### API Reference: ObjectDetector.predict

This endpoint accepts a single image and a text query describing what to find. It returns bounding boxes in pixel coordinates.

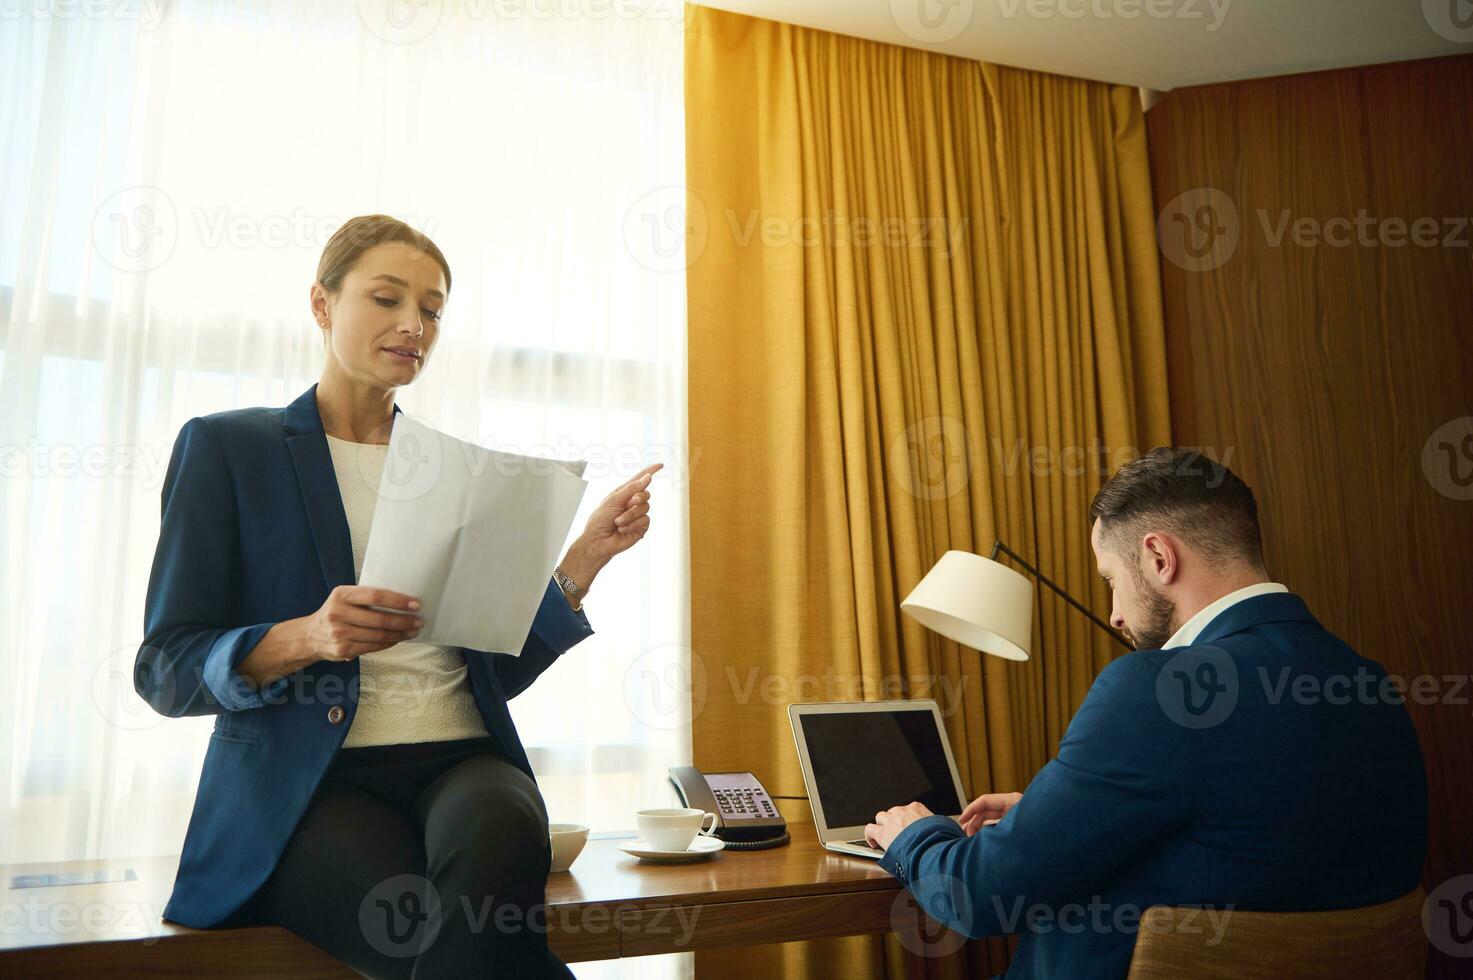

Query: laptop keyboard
[844,838,883,851]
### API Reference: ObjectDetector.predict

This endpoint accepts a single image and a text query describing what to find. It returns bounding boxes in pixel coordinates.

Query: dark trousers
[234,735,572,979]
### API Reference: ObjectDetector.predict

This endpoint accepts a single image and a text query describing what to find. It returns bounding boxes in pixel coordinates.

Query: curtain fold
[685,6,1170,976]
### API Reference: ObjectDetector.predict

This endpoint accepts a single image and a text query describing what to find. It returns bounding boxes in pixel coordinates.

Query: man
[866,448,1427,978]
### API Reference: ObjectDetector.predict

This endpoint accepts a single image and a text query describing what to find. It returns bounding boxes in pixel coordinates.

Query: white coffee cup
[549,823,589,873]
[636,807,719,852]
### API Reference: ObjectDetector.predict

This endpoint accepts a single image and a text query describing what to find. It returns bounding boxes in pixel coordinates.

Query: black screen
[800,708,963,828]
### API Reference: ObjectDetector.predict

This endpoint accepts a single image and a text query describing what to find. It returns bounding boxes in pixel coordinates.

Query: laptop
[788,699,968,859]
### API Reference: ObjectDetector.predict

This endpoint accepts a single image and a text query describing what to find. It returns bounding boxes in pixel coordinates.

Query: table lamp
[901,540,1130,660]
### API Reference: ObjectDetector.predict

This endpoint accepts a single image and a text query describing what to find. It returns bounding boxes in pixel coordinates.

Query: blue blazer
[879,593,1427,979]
[135,383,594,929]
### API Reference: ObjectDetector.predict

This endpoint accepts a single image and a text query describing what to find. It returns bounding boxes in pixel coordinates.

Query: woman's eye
[374,296,439,322]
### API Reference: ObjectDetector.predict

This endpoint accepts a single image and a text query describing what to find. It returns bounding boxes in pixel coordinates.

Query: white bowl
[549,823,590,873]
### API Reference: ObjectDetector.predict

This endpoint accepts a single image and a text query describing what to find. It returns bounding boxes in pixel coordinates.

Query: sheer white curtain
[0,2,692,969]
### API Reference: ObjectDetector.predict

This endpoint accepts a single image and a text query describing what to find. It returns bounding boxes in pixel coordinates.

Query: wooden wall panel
[1147,54,1473,978]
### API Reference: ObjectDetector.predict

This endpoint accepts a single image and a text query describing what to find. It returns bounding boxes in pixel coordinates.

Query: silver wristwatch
[553,566,585,603]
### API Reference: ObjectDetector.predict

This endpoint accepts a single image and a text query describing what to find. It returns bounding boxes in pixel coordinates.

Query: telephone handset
[668,766,790,850]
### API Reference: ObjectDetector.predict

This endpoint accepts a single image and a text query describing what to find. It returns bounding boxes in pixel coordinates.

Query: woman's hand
[556,462,663,604]
[959,791,1023,835]
[236,586,422,693]
[303,586,424,663]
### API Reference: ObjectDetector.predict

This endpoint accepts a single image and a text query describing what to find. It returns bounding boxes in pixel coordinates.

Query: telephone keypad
[707,772,779,821]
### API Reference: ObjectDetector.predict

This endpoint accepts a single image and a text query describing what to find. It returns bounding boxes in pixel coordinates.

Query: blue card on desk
[10,867,138,889]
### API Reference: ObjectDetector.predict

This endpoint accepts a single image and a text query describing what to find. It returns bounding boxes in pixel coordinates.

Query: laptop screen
[800,707,964,829]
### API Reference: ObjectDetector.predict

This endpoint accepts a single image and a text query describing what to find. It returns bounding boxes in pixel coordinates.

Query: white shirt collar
[1162,582,1289,649]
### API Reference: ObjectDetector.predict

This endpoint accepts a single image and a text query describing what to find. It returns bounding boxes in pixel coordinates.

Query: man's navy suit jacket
[879,592,1428,979]
[134,383,594,928]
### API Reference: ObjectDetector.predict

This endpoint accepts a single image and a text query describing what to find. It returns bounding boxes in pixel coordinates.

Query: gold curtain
[684,6,1171,977]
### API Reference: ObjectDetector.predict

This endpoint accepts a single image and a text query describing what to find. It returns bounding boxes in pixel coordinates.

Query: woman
[134,214,658,977]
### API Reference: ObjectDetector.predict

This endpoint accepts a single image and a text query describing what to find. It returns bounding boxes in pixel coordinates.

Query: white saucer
[617,836,726,863]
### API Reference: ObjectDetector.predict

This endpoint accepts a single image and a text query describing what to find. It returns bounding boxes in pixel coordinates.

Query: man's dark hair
[1088,447,1265,569]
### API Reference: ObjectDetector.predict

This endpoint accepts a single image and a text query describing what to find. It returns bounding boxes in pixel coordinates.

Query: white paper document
[358,414,589,655]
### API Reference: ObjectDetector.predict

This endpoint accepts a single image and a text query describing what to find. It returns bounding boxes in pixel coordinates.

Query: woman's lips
[382,347,420,362]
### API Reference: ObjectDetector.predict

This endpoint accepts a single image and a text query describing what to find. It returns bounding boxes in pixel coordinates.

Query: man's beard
[1123,574,1176,650]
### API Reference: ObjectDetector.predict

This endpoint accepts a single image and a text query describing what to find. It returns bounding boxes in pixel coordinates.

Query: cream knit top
[325,434,491,747]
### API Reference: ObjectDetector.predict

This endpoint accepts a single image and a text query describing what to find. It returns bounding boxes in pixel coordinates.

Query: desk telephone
[668,767,790,850]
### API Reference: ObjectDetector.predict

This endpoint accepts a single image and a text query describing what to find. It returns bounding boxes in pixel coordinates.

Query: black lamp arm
[989,539,1132,650]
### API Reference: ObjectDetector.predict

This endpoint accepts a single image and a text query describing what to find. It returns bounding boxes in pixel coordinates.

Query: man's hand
[864,802,934,851]
[959,791,1022,835]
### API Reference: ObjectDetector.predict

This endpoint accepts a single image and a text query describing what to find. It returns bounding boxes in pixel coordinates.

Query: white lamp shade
[901,550,1034,661]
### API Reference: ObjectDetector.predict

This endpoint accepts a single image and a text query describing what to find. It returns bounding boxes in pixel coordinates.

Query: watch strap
[554,566,585,599]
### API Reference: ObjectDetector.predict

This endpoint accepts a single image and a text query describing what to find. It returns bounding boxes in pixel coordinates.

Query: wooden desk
[544,798,905,961]
[0,799,920,973]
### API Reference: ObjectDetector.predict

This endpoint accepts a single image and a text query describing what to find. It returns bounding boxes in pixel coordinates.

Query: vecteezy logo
[623,644,706,730]
[360,873,442,958]
[1423,0,1473,43]
[93,643,173,731]
[1422,417,1473,501]
[622,186,707,274]
[889,416,970,500]
[373,416,444,503]
[1424,874,1473,958]
[1156,645,1238,729]
[891,0,975,44]
[891,874,971,957]
[357,0,443,43]
[91,186,178,273]
[1157,188,1239,272]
